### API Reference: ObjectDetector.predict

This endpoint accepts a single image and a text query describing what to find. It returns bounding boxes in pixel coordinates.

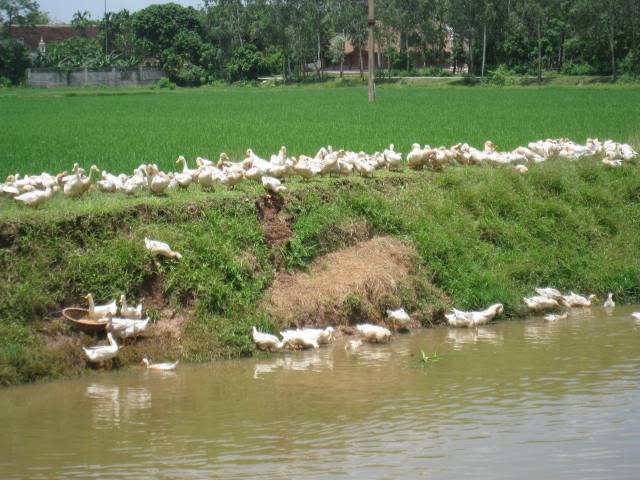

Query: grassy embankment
[1,84,639,386]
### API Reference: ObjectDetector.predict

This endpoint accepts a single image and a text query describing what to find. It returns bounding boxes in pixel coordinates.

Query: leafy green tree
[71,10,93,37]
[0,37,29,83]
[329,33,346,76]
[132,3,202,60]
[226,42,264,80]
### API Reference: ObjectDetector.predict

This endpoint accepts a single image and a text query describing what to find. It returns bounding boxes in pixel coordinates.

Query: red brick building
[9,25,99,56]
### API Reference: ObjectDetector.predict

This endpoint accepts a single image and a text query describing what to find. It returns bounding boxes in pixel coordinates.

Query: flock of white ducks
[2,138,637,208]
[251,308,410,353]
[79,292,176,370]
[442,288,627,328]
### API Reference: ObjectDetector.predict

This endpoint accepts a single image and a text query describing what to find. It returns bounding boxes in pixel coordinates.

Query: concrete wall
[27,68,165,88]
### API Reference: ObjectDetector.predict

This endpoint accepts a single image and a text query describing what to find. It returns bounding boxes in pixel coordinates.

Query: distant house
[341,28,458,72]
[9,25,99,58]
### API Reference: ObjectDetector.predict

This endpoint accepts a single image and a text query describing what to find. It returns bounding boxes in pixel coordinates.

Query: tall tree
[0,0,40,33]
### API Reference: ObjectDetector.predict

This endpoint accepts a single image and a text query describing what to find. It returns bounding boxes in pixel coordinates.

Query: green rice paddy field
[1,84,639,177]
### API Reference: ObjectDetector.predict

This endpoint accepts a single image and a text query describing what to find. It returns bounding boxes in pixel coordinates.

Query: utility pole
[368,0,375,103]
[104,0,108,56]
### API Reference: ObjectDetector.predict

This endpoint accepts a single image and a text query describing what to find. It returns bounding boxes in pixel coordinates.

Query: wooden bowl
[62,307,107,334]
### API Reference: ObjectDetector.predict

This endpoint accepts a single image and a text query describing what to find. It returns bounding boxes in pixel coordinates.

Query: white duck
[141,357,179,371]
[535,287,564,300]
[445,303,504,328]
[356,324,392,343]
[144,237,182,260]
[82,332,119,362]
[119,294,143,319]
[85,293,118,319]
[562,292,596,308]
[524,295,562,312]
[176,155,198,180]
[14,186,54,208]
[63,165,100,198]
[300,327,335,345]
[106,316,150,342]
[383,144,403,171]
[280,329,320,349]
[386,308,412,330]
[603,293,615,308]
[262,176,287,194]
[251,326,283,352]
[144,165,172,195]
[631,312,640,320]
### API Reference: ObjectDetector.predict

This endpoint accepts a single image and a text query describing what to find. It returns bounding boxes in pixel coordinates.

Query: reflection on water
[1,307,640,479]
[446,326,503,349]
[85,383,151,428]
[253,352,334,379]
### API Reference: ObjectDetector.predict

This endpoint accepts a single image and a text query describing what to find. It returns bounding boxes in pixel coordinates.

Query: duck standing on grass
[83,332,119,363]
[144,237,182,260]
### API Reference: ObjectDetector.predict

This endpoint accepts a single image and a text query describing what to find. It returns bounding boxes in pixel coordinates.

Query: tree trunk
[481,24,487,77]
[468,34,474,75]
[406,36,409,72]
[340,57,344,78]
[316,30,322,80]
[359,47,364,80]
[537,19,542,84]
[235,4,243,47]
[609,17,616,80]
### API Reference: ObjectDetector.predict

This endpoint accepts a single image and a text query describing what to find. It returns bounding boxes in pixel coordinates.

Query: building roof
[9,25,98,50]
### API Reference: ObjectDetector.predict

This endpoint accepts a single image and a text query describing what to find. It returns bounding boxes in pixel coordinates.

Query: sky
[39,1,203,23]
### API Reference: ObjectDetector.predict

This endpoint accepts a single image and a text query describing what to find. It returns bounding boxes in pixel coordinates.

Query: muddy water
[1,307,639,479]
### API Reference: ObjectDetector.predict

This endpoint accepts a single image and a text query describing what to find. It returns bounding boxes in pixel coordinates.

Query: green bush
[0,39,30,85]
[226,43,264,81]
[619,51,640,77]
[0,76,11,88]
[561,62,595,76]
[157,77,176,89]
[489,64,515,86]
[176,64,207,86]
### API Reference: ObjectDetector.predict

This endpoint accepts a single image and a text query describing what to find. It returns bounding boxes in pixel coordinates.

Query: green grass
[1,83,639,177]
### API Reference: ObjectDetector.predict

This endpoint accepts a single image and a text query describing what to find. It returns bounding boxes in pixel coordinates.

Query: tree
[0,0,40,33]
[329,33,346,77]
[0,37,29,83]
[132,3,202,60]
[71,10,92,37]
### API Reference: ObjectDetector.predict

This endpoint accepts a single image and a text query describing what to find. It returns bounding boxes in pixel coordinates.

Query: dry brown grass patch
[263,236,420,327]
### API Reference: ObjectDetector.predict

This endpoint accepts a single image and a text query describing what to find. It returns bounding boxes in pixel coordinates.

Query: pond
[1,306,639,479]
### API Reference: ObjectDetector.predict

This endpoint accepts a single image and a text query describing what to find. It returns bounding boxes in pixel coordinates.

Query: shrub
[0,39,30,85]
[176,64,207,86]
[226,43,264,81]
[619,51,640,77]
[156,77,176,89]
[561,62,594,76]
[489,64,515,86]
[0,76,11,88]
[262,47,284,76]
